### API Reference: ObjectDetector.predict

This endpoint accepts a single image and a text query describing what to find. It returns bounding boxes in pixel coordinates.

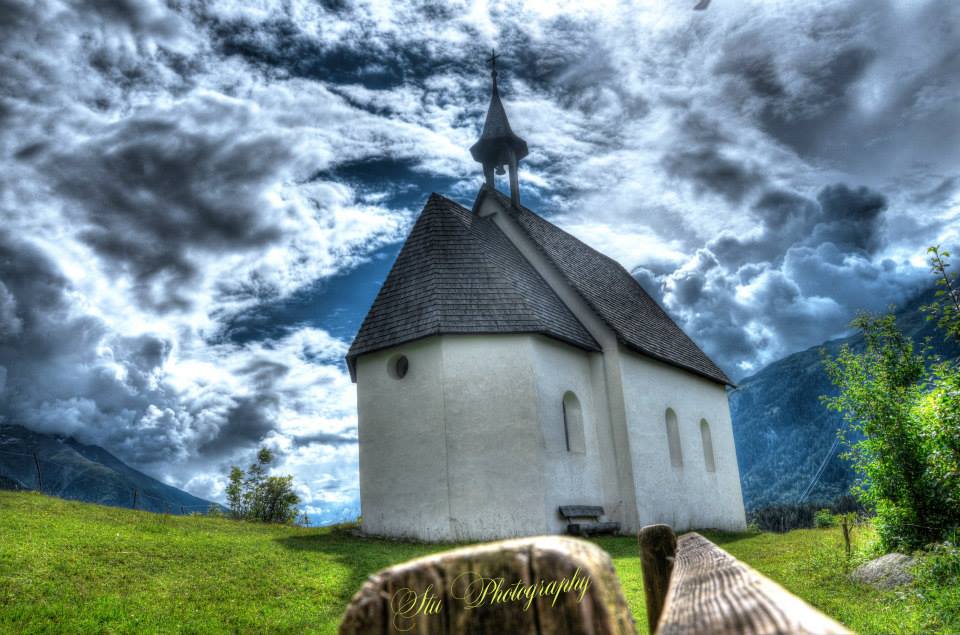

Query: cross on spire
[487,48,499,79]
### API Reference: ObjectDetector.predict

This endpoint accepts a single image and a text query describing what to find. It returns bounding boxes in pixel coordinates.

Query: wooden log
[656,533,852,635]
[338,535,638,635]
[638,524,677,634]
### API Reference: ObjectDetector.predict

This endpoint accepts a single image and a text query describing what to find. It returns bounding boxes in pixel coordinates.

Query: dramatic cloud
[1,0,957,521]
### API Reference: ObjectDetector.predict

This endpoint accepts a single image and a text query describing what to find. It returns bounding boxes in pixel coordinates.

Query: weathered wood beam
[656,532,852,635]
[338,535,638,635]
[638,524,677,634]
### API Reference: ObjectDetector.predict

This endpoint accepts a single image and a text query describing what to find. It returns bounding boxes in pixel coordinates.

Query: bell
[495,165,506,176]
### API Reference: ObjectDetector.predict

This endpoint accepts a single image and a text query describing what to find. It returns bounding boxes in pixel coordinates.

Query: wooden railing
[339,527,852,634]
[639,524,851,635]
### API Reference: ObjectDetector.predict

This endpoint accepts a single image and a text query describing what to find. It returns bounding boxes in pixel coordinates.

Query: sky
[1,0,957,524]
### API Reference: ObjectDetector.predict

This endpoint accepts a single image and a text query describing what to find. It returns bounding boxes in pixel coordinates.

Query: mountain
[0,424,216,514]
[730,286,960,511]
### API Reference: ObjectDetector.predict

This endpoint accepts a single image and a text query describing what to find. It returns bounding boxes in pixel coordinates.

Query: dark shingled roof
[481,187,732,385]
[347,188,732,386]
[346,193,600,379]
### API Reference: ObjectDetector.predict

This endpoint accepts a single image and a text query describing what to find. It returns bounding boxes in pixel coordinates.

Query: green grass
[0,491,942,634]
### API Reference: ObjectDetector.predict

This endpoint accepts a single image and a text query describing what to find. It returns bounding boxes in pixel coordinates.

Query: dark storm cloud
[661,110,766,204]
[200,394,279,455]
[712,0,960,177]
[46,99,290,310]
[663,146,764,204]
[708,183,887,269]
[0,228,333,468]
[74,0,186,39]
[813,184,887,253]
[197,358,290,455]
[0,0,33,35]
[0,231,159,441]
[294,430,357,447]
[207,10,455,90]
[658,181,917,375]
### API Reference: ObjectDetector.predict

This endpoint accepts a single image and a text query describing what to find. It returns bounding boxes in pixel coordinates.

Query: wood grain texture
[638,524,677,634]
[338,535,637,635]
[656,533,852,635]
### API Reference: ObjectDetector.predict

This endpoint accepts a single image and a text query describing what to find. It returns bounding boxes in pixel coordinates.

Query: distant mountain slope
[0,424,215,513]
[730,287,960,510]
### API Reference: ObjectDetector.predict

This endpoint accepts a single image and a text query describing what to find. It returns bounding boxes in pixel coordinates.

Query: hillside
[0,424,215,513]
[730,286,960,510]
[0,491,938,634]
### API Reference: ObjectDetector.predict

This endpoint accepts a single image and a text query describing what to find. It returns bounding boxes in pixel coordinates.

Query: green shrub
[226,447,301,524]
[824,312,960,551]
[814,509,836,528]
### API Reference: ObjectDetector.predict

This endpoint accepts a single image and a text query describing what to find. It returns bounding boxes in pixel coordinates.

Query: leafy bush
[814,509,837,528]
[226,447,301,524]
[823,247,960,551]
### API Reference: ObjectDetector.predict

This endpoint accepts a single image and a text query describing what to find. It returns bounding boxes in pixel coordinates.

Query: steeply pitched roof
[479,187,732,385]
[346,193,600,379]
[347,188,732,387]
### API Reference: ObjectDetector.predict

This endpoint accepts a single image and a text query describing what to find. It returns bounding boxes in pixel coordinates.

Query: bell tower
[469,50,529,208]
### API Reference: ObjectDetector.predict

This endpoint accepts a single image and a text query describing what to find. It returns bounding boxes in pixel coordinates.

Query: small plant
[814,509,837,528]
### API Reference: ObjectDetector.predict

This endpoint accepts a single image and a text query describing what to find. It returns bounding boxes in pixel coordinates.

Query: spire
[470,49,528,207]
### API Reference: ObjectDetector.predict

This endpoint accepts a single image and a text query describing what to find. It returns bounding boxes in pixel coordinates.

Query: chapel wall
[529,336,615,534]
[355,337,452,540]
[439,334,549,541]
[618,348,747,531]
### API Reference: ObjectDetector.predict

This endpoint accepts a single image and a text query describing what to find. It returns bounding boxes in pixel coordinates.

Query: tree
[224,447,301,524]
[822,314,936,549]
[226,466,245,519]
[823,247,960,550]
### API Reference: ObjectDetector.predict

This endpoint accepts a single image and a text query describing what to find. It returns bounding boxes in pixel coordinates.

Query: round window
[388,355,409,380]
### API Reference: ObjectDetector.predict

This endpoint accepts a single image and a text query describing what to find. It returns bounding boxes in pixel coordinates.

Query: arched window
[562,392,585,453]
[700,419,716,472]
[665,408,683,468]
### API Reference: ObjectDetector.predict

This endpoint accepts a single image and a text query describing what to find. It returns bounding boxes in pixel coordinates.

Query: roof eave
[346,329,603,384]
[618,339,734,387]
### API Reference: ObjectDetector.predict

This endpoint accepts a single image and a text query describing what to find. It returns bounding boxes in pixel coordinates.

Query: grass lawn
[0,491,939,634]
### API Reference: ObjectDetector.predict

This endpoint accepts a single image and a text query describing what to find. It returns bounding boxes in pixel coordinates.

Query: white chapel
[347,56,746,542]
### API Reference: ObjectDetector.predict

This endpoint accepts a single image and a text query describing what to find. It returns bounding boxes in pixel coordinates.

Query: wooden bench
[639,524,851,635]
[559,505,620,537]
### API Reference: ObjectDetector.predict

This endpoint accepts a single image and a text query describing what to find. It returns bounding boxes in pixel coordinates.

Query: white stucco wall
[356,334,550,541]
[357,333,746,540]
[356,337,451,540]
[618,348,746,531]
[529,336,617,534]
[440,335,548,541]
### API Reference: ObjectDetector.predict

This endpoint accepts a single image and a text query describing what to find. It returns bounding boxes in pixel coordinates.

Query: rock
[851,553,917,589]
